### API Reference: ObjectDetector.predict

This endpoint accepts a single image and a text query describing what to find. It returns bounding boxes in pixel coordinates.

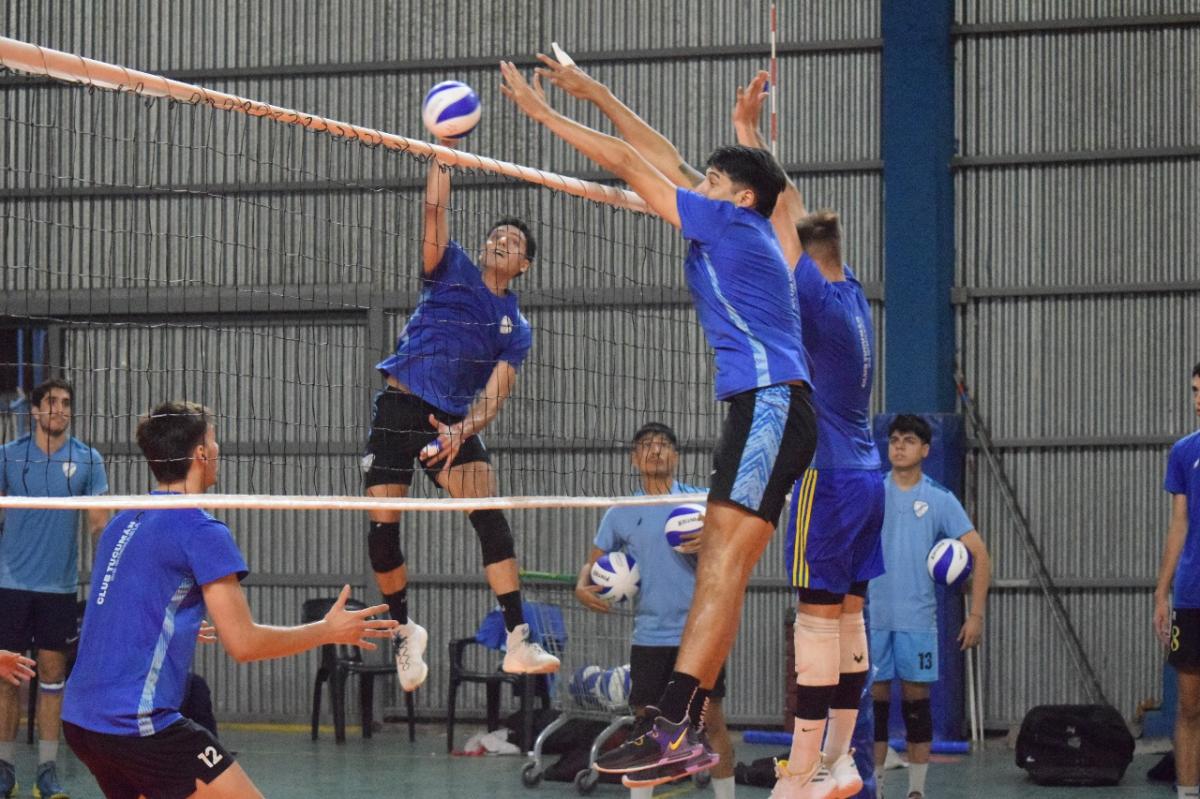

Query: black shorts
[1170,608,1200,670]
[64,718,235,799]
[709,383,817,525]
[362,387,491,488]
[0,587,78,651]
[628,645,727,708]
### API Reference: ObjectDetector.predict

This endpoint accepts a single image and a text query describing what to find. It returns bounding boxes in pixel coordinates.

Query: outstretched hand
[533,54,605,102]
[499,61,553,123]
[323,585,399,650]
[733,70,770,132]
[0,649,35,686]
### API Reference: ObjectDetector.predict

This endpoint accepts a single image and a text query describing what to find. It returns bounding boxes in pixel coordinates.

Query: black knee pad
[874,699,890,742]
[469,509,515,566]
[901,698,933,744]
[796,587,845,606]
[831,670,868,710]
[367,521,405,573]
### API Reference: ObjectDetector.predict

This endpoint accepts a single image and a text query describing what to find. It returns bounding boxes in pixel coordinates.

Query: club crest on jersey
[499,315,513,335]
[62,462,78,479]
[913,500,929,518]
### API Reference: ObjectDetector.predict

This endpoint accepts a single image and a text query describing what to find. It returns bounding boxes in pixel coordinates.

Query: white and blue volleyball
[597,664,632,711]
[570,665,603,706]
[590,552,640,604]
[926,538,973,587]
[421,80,481,139]
[664,503,705,552]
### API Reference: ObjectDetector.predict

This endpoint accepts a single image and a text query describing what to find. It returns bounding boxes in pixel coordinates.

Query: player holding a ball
[574,423,738,798]
[361,121,559,693]
[870,414,991,799]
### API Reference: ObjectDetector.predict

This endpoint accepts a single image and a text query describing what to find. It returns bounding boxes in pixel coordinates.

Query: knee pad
[469,509,515,566]
[793,613,840,687]
[39,680,65,695]
[367,521,405,573]
[874,699,890,742]
[831,669,868,710]
[796,587,845,606]
[901,698,933,744]
[839,612,868,674]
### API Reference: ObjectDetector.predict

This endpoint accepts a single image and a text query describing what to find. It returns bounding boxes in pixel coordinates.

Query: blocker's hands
[533,54,606,103]
[323,585,399,650]
[958,615,984,650]
[499,61,553,123]
[421,414,463,471]
[0,650,35,686]
[733,70,770,132]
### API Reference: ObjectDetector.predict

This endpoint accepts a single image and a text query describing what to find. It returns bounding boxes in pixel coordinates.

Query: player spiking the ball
[501,57,816,788]
[362,133,559,693]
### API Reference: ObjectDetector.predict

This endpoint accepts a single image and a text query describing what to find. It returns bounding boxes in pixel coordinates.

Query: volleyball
[590,552,640,604]
[664,503,706,552]
[570,665,603,706]
[597,664,632,711]
[421,80,481,139]
[927,538,973,587]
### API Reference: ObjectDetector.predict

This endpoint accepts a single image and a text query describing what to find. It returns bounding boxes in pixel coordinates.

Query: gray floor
[5,723,1172,798]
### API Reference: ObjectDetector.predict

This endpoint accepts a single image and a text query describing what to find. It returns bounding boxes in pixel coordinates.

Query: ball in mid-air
[422,80,481,139]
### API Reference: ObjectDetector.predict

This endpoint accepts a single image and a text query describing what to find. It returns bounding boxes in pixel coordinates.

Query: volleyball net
[0,36,720,516]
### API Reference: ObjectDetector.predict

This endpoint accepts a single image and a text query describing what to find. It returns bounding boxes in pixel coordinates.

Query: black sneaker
[594,710,711,774]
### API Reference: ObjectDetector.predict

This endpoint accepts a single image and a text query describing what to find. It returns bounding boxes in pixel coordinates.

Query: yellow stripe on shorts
[791,468,818,587]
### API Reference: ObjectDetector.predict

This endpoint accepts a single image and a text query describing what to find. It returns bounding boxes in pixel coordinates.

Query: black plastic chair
[446,637,550,753]
[303,596,415,743]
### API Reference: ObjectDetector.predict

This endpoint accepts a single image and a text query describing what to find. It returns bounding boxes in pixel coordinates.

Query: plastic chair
[303,596,415,743]
[446,636,550,753]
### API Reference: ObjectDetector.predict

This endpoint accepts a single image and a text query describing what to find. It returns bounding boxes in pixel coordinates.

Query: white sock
[789,716,826,773]
[712,775,735,799]
[824,708,858,759]
[908,762,927,795]
[629,786,653,799]
[0,740,14,764]
[38,739,58,765]
[1178,786,1200,799]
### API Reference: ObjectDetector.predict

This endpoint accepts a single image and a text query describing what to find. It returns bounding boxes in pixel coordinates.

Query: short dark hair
[30,377,74,408]
[632,421,678,449]
[489,217,537,261]
[796,209,842,250]
[136,401,213,483]
[704,145,787,218]
[1193,362,1200,379]
[888,414,932,445]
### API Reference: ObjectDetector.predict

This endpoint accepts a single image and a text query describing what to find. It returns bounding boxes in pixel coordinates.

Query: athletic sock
[908,762,928,795]
[0,740,14,764]
[712,775,736,799]
[629,785,653,799]
[687,688,711,730]
[788,708,830,772]
[657,672,702,723]
[497,590,524,631]
[825,708,857,760]
[1178,787,1200,799]
[384,588,408,626]
[38,739,58,766]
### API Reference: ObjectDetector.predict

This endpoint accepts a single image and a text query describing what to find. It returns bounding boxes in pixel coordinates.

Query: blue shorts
[870,629,939,683]
[784,468,885,592]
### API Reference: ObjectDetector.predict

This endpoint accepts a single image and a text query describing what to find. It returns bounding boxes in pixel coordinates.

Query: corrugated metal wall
[0,1,881,725]
[954,2,1200,723]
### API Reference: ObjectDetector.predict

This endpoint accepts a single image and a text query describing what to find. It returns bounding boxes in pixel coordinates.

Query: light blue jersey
[0,434,108,593]
[793,254,879,470]
[676,189,809,400]
[593,482,705,646]
[868,473,974,632]
[1166,430,1200,608]
[377,240,532,416]
[63,499,248,736]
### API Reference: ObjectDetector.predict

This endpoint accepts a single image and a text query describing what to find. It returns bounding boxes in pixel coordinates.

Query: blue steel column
[882,0,956,413]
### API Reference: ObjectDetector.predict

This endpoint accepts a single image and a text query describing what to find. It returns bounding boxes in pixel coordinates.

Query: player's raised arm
[732,71,806,263]
[533,53,703,189]
[500,61,681,229]
[422,138,458,274]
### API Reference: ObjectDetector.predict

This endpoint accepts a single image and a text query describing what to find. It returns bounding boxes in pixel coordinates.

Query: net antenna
[769,2,779,157]
[0,35,651,215]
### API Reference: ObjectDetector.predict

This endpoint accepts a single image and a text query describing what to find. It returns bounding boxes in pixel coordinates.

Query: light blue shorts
[870,629,938,683]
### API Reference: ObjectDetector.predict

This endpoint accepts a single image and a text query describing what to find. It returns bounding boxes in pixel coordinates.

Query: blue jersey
[593,482,705,646]
[0,434,108,593]
[1166,431,1200,608]
[63,499,249,736]
[676,189,809,400]
[794,255,879,470]
[868,473,975,632]
[376,241,533,416]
